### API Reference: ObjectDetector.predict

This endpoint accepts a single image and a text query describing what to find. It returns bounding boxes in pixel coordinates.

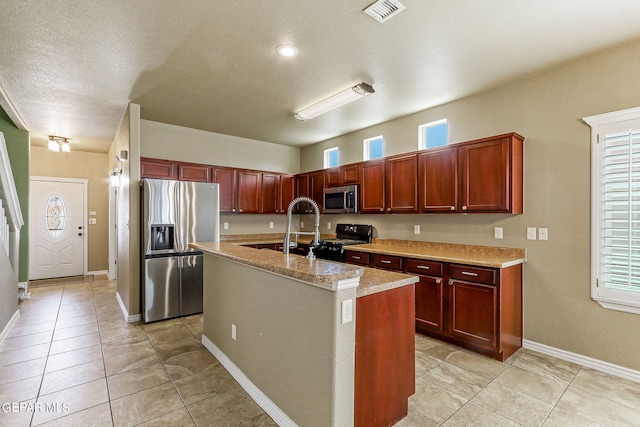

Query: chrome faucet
[284,197,321,259]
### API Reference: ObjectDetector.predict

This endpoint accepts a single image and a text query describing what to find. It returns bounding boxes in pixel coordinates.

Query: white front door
[29,178,86,280]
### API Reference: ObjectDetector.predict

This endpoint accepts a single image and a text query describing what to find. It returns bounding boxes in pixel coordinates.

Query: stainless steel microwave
[323,185,358,214]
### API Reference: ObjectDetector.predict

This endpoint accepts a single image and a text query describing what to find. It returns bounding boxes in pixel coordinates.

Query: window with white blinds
[585,107,640,314]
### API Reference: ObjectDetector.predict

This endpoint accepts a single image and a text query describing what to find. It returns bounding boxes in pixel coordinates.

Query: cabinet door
[415,275,444,333]
[341,163,361,185]
[178,163,210,182]
[294,173,310,213]
[279,175,295,214]
[237,170,262,214]
[385,154,418,213]
[309,170,325,212]
[325,168,341,187]
[360,160,385,213]
[419,148,458,212]
[447,278,498,350]
[459,137,511,213]
[261,173,279,214]
[212,167,237,213]
[141,158,177,180]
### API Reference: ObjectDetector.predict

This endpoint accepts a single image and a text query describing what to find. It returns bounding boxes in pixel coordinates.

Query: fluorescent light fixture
[61,140,71,152]
[294,82,375,121]
[276,44,299,57]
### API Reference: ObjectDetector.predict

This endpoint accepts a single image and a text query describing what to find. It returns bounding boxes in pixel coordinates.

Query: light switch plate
[494,227,503,239]
[527,227,537,240]
[223,222,229,230]
[89,218,97,225]
[539,228,548,240]
[327,222,332,230]
[89,211,96,216]
[414,225,420,235]
[269,221,274,229]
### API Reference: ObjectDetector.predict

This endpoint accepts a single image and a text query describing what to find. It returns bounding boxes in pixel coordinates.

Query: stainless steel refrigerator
[141,178,220,323]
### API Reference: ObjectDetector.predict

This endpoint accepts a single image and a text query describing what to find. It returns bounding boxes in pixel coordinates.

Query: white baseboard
[18,281,27,289]
[115,291,142,323]
[523,339,640,384]
[87,270,109,277]
[201,335,297,427]
[0,310,20,347]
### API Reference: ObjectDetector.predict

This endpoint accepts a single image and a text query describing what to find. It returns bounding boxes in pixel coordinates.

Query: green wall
[0,107,29,282]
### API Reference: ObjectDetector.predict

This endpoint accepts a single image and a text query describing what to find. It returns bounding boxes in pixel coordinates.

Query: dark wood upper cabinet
[385,154,418,213]
[279,175,295,214]
[237,170,262,214]
[325,163,361,187]
[360,160,386,213]
[419,147,458,213]
[325,167,341,187]
[211,167,237,213]
[309,170,325,212]
[458,134,523,213]
[261,173,279,214]
[294,173,311,213]
[140,158,177,180]
[178,163,210,182]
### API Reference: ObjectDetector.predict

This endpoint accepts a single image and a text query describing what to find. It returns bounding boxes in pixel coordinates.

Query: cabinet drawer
[449,264,497,285]
[405,259,443,276]
[345,251,370,265]
[370,254,403,271]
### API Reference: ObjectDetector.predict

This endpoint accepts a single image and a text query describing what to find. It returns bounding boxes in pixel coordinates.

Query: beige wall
[203,254,355,426]
[300,40,640,371]
[110,103,141,318]
[30,146,109,272]
[140,120,300,174]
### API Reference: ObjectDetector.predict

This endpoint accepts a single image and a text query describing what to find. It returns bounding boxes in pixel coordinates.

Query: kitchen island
[190,241,418,427]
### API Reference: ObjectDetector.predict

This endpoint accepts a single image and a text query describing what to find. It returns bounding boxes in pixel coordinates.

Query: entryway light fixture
[110,169,121,187]
[48,136,70,153]
[276,44,299,57]
[293,82,375,121]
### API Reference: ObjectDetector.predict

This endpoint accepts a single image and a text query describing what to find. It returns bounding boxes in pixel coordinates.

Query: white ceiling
[2,0,640,153]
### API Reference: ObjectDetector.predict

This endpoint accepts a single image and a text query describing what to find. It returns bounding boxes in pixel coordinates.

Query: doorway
[29,177,87,280]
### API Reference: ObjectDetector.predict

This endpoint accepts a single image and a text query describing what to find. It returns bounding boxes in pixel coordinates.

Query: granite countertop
[192,239,418,297]
[345,239,526,268]
[219,233,335,246]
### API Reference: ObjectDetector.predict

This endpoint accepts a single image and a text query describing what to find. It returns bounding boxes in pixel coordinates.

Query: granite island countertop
[191,239,418,297]
[345,239,526,268]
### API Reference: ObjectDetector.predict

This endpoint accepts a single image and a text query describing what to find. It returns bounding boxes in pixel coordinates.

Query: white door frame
[30,176,89,277]
[108,185,117,280]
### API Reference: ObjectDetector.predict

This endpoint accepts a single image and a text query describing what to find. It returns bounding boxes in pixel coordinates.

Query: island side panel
[202,254,356,427]
[355,284,416,427]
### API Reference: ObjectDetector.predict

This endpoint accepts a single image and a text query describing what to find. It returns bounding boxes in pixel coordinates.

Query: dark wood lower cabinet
[355,284,415,427]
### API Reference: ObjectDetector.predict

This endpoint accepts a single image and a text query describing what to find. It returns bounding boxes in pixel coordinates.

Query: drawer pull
[462,271,479,277]
[381,260,392,264]
[417,265,430,270]
[436,278,442,284]
[448,279,453,286]
[352,256,361,260]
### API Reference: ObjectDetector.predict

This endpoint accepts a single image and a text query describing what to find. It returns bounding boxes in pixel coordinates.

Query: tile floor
[1,277,640,426]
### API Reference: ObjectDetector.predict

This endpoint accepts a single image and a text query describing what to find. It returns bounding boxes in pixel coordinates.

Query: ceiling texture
[2,0,640,154]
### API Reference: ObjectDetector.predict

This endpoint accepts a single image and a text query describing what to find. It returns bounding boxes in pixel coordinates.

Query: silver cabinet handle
[450,206,455,211]
[417,265,430,270]
[379,208,384,212]
[462,271,478,277]
[387,208,391,211]
[462,206,467,211]
[239,209,243,212]
[352,256,361,260]
[232,209,236,212]
[448,279,454,286]
[381,260,392,264]
[436,278,442,284]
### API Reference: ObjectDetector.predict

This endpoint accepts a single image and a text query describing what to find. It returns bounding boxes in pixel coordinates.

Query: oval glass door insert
[45,194,67,238]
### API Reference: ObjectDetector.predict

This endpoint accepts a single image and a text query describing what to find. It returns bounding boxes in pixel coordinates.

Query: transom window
[584,107,640,314]
[419,119,448,149]
[324,147,339,168]
[364,135,384,160]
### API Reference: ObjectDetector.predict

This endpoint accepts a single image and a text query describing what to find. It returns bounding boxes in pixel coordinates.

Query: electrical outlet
[89,218,97,225]
[341,299,353,324]
[327,222,332,230]
[300,221,304,228]
[539,228,548,240]
[269,221,274,229]
[414,225,420,235]
[494,227,503,239]
[223,222,229,230]
[231,324,236,341]
[527,227,537,240]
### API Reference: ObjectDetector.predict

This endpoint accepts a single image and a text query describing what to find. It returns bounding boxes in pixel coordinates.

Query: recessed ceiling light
[276,44,299,57]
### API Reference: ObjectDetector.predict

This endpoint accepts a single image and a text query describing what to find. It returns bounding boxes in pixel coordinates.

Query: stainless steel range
[314,224,373,262]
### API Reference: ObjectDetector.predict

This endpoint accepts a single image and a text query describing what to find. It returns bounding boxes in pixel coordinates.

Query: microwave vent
[363,0,406,23]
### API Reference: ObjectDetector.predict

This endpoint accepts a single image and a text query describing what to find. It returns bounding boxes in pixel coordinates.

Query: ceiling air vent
[363,0,406,23]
